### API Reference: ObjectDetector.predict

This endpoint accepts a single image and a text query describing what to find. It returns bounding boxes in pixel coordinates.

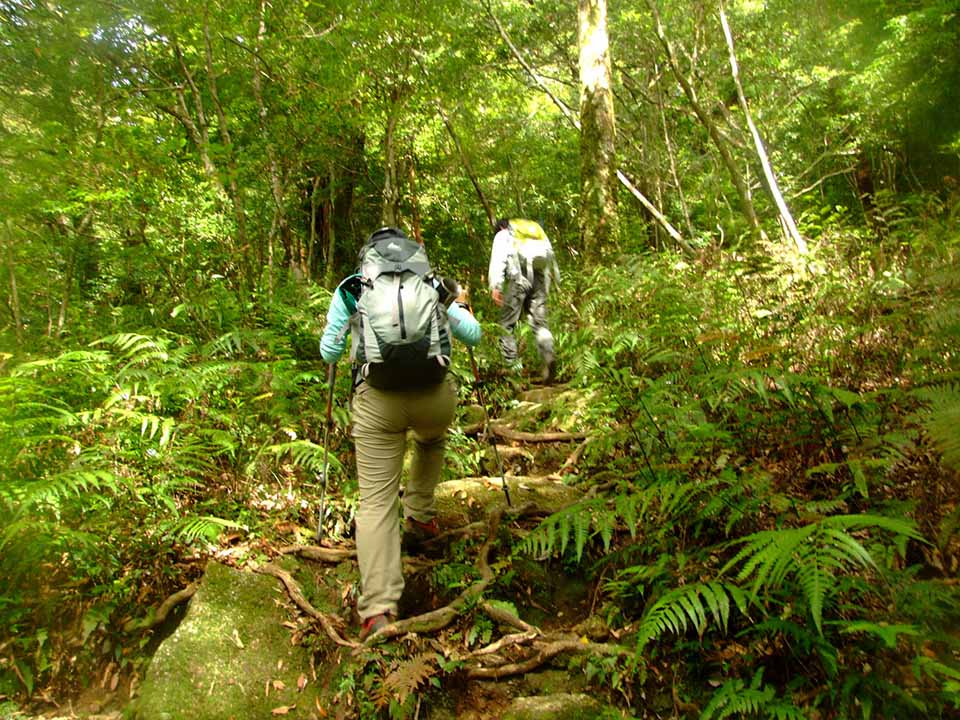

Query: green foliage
[722,514,922,633]
[914,384,960,471]
[635,582,750,651]
[701,670,804,720]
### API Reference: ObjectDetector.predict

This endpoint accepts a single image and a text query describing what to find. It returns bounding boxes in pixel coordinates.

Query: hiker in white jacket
[488,218,559,383]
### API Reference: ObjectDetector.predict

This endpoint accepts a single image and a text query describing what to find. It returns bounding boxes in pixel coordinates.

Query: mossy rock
[458,403,486,429]
[434,477,583,527]
[503,693,604,720]
[133,561,324,720]
[499,388,600,435]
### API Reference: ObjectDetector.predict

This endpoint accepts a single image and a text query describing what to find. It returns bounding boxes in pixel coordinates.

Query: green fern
[914,384,960,470]
[262,440,343,477]
[701,669,805,719]
[721,514,923,633]
[164,515,246,544]
[636,581,750,650]
[519,476,731,563]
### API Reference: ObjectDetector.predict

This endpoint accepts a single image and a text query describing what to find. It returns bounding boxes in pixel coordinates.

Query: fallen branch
[489,423,588,443]
[277,544,356,562]
[480,600,539,634]
[464,637,629,679]
[466,630,539,659]
[122,582,198,633]
[257,563,359,649]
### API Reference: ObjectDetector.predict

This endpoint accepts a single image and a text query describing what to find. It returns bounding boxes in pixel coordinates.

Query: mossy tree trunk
[578,0,619,258]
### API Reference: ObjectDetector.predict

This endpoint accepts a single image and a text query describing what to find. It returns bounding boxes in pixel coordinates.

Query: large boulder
[133,561,324,720]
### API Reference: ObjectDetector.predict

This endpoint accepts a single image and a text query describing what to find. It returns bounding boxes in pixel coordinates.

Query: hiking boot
[541,356,557,384]
[402,516,440,554]
[359,612,394,641]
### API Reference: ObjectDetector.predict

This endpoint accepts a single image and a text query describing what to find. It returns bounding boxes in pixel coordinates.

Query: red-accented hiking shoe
[359,612,394,641]
[402,516,440,554]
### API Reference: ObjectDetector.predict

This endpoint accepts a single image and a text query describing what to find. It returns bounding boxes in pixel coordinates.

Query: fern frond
[263,440,343,477]
[519,476,727,563]
[165,515,245,544]
[914,384,960,470]
[722,514,922,633]
[379,653,438,707]
[701,669,805,719]
[15,469,124,514]
[636,581,748,650]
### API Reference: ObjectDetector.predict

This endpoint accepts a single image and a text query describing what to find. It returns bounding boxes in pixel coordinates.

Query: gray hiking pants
[499,271,554,366]
[351,377,457,620]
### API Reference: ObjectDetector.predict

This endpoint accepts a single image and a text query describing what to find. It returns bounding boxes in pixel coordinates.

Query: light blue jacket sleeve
[447,302,482,347]
[319,276,359,363]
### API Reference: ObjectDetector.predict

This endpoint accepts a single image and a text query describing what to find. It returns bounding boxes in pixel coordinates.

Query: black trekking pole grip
[316,361,337,543]
[467,347,512,507]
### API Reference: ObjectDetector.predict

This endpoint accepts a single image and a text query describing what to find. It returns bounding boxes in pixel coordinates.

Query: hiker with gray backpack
[488,218,560,382]
[319,227,481,640]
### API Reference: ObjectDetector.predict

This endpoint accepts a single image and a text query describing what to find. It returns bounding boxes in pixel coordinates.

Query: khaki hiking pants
[351,376,458,620]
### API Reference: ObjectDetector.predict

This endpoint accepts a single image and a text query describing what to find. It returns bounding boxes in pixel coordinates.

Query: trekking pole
[467,346,512,507]
[316,362,337,543]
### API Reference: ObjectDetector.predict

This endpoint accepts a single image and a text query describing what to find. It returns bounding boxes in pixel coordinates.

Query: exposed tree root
[122,582,198,633]
[464,636,628,679]
[489,423,588,443]
[256,563,359,649]
[364,508,504,644]
[277,544,356,562]
[425,501,545,547]
[460,420,484,436]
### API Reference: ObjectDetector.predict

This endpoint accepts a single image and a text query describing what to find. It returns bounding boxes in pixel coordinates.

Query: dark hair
[494,218,510,231]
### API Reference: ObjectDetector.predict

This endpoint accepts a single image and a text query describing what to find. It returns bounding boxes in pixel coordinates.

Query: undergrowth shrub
[527,221,960,717]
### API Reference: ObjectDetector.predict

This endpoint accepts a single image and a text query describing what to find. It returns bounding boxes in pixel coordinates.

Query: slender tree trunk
[324,161,337,288]
[165,40,252,300]
[718,1,807,254]
[578,0,619,257]
[253,0,294,285]
[646,0,762,242]
[656,62,695,238]
[382,101,402,227]
[4,221,22,344]
[437,104,495,225]
[56,243,74,339]
[200,22,253,294]
[407,153,423,244]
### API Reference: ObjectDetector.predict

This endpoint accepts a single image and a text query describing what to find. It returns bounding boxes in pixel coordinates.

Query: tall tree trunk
[253,0,281,295]
[382,100,402,227]
[163,41,252,300]
[487,0,689,251]
[578,0,619,257]
[324,161,338,288]
[200,21,253,294]
[718,1,807,254]
[407,153,423,244]
[646,0,762,242]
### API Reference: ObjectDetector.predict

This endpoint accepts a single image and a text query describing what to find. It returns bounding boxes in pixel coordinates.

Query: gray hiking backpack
[349,228,452,390]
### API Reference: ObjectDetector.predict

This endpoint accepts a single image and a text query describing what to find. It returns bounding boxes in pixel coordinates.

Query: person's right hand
[491,288,503,306]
